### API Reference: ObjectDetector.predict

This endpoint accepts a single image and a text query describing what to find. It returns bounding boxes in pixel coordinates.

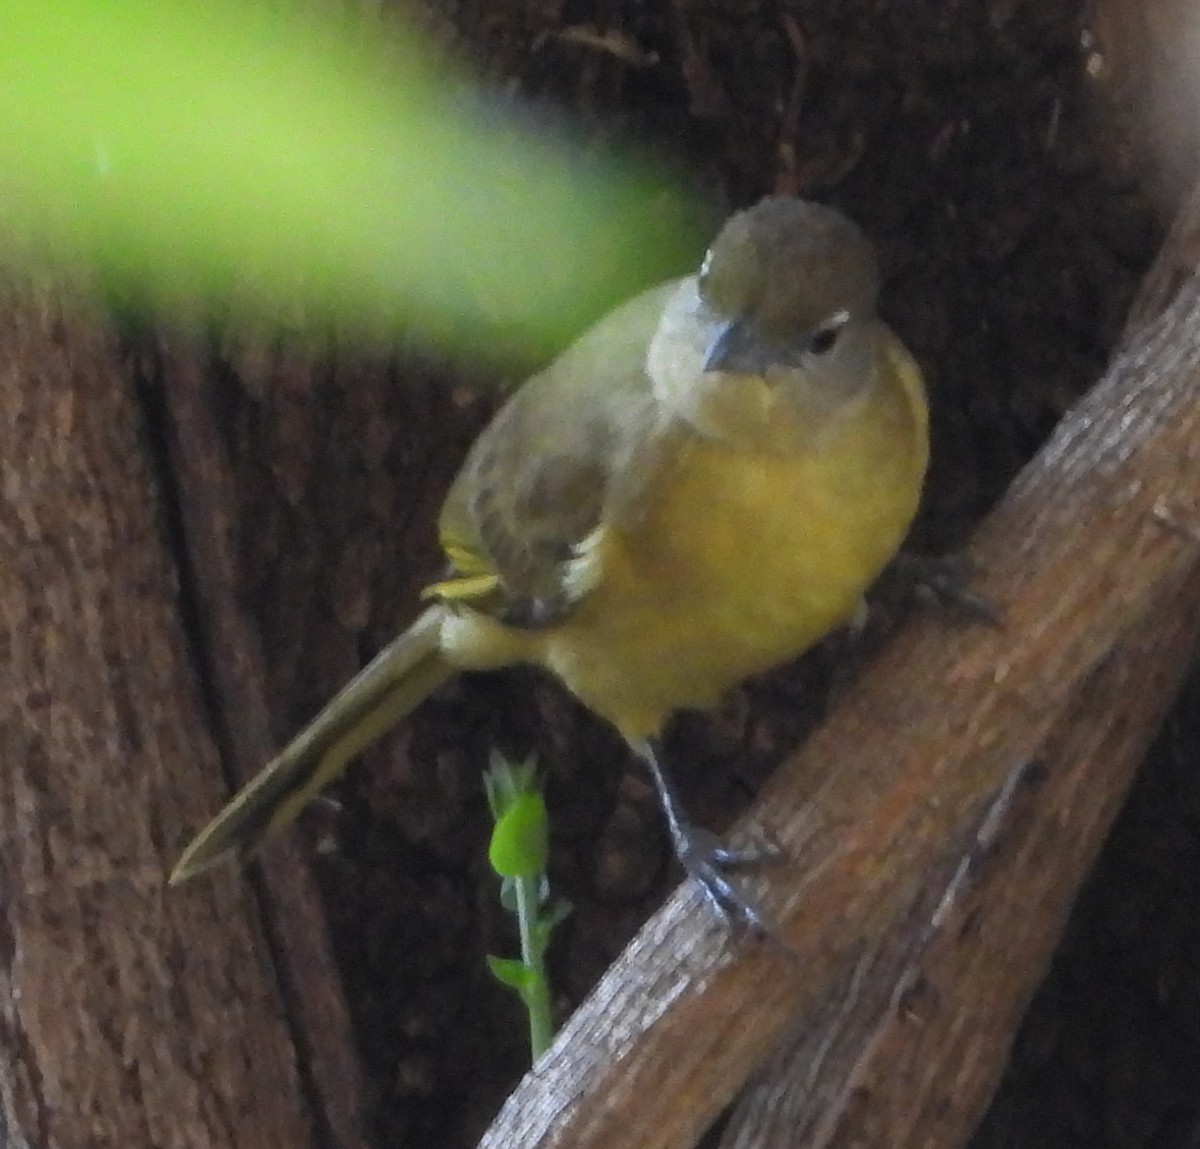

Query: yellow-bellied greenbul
[171,197,929,923]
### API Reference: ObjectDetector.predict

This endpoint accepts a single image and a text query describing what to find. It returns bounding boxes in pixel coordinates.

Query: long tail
[171,606,453,884]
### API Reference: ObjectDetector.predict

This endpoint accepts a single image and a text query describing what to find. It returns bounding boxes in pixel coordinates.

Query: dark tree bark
[0,281,359,1148]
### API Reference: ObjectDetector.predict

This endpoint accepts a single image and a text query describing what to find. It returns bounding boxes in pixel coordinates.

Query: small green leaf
[487,956,535,993]
[488,792,549,878]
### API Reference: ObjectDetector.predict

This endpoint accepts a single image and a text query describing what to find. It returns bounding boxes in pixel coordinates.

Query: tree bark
[0,280,361,1149]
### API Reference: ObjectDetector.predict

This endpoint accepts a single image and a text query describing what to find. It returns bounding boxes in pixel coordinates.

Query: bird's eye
[807,310,850,356]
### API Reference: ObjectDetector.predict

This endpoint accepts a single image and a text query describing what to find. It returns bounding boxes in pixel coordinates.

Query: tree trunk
[0,280,362,1148]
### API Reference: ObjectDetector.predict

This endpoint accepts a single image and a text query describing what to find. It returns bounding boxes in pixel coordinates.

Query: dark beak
[702,318,770,375]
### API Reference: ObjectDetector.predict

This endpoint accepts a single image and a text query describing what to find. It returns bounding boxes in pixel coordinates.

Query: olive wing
[432,281,678,625]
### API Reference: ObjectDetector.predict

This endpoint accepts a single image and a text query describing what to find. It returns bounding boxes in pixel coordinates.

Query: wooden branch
[716,538,1200,1149]
[478,211,1200,1146]
[0,283,327,1146]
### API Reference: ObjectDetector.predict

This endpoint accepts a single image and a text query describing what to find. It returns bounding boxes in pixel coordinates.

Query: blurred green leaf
[0,0,706,357]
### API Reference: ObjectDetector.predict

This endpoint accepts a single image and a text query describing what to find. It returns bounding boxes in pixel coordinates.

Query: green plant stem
[515,874,554,1059]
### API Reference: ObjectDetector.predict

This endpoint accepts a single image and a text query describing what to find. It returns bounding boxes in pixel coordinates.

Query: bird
[170,196,929,923]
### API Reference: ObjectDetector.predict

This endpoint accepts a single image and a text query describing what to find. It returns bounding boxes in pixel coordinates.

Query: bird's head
[648,197,889,450]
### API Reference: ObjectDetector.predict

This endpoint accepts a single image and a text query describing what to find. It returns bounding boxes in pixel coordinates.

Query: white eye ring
[808,309,850,356]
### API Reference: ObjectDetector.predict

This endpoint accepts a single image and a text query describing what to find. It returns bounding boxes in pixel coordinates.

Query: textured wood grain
[718,553,1200,1149]
[477,227,1200,1148]
[0,283,327,1149]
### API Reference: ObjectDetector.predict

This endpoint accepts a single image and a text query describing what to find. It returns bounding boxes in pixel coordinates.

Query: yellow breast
[543,339,927,740]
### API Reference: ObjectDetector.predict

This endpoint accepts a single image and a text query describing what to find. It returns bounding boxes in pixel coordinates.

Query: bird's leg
[631,737,777,931]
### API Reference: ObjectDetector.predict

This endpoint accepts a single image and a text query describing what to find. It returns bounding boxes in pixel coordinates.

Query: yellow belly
[542,364,926,739]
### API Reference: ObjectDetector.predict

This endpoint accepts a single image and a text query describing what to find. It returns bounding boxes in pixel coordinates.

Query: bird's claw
[671,822,779,932]
[894,552,1004,627]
